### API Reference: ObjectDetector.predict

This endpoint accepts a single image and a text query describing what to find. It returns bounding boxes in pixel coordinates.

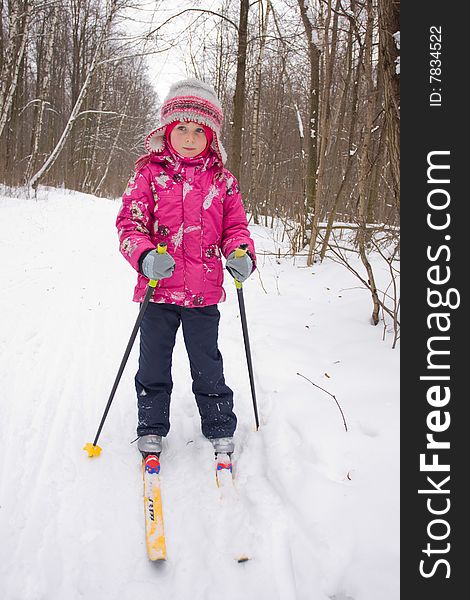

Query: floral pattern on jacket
[116,145,256,307]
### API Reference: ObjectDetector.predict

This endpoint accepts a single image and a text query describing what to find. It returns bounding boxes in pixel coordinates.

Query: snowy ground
[0,188,399,600]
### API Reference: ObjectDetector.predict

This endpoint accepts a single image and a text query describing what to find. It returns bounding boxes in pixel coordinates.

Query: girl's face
[170,121,207,157]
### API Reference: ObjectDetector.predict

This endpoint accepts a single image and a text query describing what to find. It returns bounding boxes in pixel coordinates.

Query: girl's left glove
[226,250,253,283]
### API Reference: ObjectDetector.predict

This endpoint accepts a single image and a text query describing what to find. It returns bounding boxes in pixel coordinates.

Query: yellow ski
[143,455,167,561]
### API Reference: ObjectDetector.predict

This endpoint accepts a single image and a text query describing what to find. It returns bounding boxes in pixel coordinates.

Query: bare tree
[249,0,270,224]
[356,0,380,325]
[0,0,32,140]
[29,0,120,190]
[297,0,320,265]
[24,3,59,182]
[378,0,400,209]
[319,2,363,260]
[229,0,249,181]
[306,0,339,264]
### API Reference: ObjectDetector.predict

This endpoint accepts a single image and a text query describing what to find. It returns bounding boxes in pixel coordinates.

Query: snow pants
[135,302,237,439]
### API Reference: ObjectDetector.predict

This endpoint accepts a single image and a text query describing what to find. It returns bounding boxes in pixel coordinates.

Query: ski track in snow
[0,189,399,600]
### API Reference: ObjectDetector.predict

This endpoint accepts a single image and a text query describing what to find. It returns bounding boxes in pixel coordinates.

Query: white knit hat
[145,78,227,164]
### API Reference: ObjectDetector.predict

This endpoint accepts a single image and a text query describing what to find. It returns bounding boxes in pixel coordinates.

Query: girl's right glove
[141,248,175,280]
[226,249,253,283]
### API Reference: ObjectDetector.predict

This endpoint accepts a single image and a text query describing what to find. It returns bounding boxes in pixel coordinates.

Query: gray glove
[226,249,253,283]
[141,248,175,280]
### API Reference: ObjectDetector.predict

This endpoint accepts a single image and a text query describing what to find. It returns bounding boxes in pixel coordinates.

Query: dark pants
[135,302,236,439]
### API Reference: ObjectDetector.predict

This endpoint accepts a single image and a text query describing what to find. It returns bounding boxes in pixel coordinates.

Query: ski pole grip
[233,244,249,288]
[234,244,248,259]
[148,243,168,288]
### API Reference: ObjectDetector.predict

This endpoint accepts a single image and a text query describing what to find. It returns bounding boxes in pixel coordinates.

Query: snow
[393,31,401,75]
[295,103,304,139]
[393,31,400,50]
[0,187,399,600]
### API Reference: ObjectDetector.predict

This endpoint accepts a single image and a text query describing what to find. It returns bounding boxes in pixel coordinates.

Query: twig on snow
[297,372,348,432]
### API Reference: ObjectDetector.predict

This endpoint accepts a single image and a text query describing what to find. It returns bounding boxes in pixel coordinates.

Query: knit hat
[145,78,227,164]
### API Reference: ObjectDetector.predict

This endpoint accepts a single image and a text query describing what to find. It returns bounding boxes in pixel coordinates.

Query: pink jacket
[116,145,256,306]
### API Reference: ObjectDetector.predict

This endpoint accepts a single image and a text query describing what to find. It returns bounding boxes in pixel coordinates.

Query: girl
[116,78,256,458]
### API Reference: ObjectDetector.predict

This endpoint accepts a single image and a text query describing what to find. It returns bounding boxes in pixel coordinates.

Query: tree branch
[146,8,238,37]
[297,372,348,432]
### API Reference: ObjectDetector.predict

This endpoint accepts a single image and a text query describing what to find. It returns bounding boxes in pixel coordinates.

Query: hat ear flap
[145,126,166,153]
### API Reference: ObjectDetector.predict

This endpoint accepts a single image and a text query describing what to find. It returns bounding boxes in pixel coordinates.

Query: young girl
[116,78,256,458]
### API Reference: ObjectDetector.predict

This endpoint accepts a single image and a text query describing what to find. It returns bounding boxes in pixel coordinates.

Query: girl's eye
[196,128,205,134]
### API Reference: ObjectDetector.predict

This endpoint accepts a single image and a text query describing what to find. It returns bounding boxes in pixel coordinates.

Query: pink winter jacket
[116,144,256,307]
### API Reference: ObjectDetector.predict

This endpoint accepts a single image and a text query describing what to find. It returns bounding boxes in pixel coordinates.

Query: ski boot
[210,437,235,456]
[138,434,162,458]
[210,438,234,485]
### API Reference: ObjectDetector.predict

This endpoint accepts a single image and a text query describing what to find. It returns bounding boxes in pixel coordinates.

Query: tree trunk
[249,0,270,224]
[378,0,400,209]
[307,0,338,263]
[230,0,249,181]
[83,65,107,192]
[297,0,320,264]
[357,0,380,325]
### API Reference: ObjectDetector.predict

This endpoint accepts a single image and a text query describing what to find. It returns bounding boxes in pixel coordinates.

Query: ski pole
[84,243,168,457]
[234,244,260,431]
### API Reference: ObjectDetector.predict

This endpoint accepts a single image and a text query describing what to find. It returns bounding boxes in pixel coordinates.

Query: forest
[0,0,400,339]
